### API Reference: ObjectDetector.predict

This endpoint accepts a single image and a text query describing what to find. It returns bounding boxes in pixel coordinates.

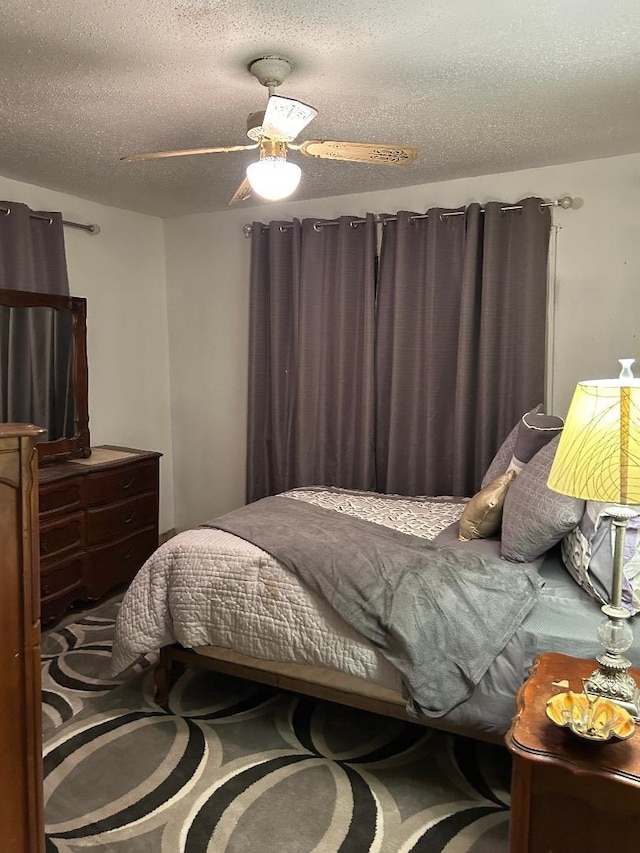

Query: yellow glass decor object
[546,691,636,741]
[547,370,640,505]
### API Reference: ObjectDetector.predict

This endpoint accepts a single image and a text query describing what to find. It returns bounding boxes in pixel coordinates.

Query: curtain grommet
[2,207,10,216]
[313,222,322,232]
[349,220,358,228]
[279,225,287,232]
[47,217,54,225]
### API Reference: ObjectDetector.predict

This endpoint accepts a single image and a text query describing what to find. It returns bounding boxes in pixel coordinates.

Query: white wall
[163,213,250,532]
[164,152,640,531]
[0,175,175,534]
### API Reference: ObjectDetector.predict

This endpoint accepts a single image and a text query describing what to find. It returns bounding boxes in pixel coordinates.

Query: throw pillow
[481,403,545,488]
[506,413,564,474]
[501,435,585,562]
[561,502,640,615]
[459,470,516,541]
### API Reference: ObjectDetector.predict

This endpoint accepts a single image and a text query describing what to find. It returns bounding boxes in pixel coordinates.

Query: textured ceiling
[1,1,639,218]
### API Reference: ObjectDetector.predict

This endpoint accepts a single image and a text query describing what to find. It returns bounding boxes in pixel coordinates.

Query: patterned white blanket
[112,489,464,680]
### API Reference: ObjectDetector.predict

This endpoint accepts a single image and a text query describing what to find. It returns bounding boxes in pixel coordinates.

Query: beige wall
[0,175,176,534]
[164,152,640,530]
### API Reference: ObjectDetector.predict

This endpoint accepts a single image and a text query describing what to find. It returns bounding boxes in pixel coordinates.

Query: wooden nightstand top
[506,652,640,787]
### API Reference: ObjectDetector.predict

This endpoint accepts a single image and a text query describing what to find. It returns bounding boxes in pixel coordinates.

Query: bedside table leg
[509,756,532,852]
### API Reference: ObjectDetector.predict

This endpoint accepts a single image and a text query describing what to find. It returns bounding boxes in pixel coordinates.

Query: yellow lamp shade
[547,376,640,504]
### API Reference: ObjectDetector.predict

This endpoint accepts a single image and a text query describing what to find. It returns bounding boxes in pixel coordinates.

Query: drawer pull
[121,551,133,562]
[42,584,50,595]
[118,476,136,490]
[122,513,135,525]
[41,542,49,554]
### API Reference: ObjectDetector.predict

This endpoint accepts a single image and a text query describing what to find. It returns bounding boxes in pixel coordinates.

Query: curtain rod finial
[88,224,100,235]
[558,196,573,209]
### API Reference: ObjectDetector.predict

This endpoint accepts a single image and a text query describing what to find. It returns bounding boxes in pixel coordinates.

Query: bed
[112,440,640,744]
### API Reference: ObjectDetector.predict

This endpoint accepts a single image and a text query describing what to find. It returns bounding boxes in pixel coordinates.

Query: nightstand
[506,652,640,853]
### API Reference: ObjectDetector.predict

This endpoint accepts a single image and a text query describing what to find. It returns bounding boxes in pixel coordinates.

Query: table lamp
[548,358,640,717]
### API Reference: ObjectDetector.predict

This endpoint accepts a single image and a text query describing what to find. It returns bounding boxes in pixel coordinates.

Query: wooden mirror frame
[0,288,90,464]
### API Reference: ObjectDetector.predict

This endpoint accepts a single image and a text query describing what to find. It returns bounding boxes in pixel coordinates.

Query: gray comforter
[204,495,542,718]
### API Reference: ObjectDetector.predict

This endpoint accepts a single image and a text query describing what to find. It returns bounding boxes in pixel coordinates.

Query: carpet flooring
[41,599,512,852]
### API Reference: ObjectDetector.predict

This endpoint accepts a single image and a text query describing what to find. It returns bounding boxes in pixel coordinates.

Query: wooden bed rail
[153,644,503,746]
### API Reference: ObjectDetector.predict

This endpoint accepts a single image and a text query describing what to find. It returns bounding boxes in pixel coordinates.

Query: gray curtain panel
[247,218,302,502]
[375,207,468,497]
[376,197,551,497]
[247,198,551,502]
[246,215,377,502]
[0,201,73,440]
[0,201,70,294]
[0,305,74,440]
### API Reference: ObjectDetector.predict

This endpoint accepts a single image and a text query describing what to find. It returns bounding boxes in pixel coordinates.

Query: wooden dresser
[38,445,162,623]
[0,424,45,853]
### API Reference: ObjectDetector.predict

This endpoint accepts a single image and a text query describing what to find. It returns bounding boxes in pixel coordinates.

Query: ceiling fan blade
[228,177,252,206]
[121,143,259,162]
[262,95,318,141]
[295,140,417,166]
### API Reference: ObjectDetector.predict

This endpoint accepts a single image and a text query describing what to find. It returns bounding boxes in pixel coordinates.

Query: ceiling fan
[121,56,418,206]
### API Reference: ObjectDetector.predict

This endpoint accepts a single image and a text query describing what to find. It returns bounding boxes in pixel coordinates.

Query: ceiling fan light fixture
[123,54,418,206]
[246,156,301,200]
[262,96,318,141]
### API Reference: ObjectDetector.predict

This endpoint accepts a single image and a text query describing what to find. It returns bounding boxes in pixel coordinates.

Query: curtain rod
[0,204,100,235]
[243,195,574,238]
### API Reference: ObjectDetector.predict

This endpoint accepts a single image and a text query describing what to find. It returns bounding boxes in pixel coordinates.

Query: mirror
[0,287,90,463]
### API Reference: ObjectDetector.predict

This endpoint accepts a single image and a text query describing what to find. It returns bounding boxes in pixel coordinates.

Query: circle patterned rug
[42,601,511,852]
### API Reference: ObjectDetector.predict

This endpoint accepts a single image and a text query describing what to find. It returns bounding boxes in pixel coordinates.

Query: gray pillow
[506,413,564,474]
[561,503,640,614]
[481,403,544,489]
[501,435,585,562]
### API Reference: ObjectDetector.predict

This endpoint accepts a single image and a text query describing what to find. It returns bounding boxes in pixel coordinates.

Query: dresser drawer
[41,554,85,599]
[40,554,85,624]
[40,512,86,564]
[86,492,158,546]
[41,585,86,625]
[39,477,84,519]
[84,459,158,507]
[84,527,158,598]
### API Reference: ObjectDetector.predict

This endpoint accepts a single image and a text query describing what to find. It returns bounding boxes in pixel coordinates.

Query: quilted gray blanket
[204,495,542,718]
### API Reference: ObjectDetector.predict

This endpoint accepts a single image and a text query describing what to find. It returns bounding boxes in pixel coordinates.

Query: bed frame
[154,643,504,745]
